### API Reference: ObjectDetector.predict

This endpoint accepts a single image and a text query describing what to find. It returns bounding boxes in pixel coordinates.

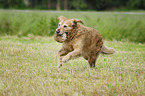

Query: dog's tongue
[62,33,67,41]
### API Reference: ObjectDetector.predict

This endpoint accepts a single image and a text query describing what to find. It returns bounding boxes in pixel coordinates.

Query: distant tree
[86,0,129,10]
[0,0,26,9]
[71,0,87,10]
[0,0,145,10]
[64,0,68,10]
[47,0,51,9]
[56,0,60,10]
[34,0,38,8]
[23,0,30,7]
[127,0,145,9]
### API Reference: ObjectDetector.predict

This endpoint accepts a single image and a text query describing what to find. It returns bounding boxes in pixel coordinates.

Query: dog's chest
[63,42,74,52]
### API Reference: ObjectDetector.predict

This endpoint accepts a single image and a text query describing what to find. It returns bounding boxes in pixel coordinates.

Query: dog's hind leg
[88,55,97,68]
[88,51,101,68]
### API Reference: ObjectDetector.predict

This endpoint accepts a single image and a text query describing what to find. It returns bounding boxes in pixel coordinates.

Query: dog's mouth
[65,32,68,35]
[56,32,68,37]
[57,33,63,37]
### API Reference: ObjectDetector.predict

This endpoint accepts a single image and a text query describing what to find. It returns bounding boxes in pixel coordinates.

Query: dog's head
[54,16,84,42]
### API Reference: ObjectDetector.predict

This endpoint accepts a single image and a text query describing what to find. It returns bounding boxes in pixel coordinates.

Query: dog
[54,16,115,68]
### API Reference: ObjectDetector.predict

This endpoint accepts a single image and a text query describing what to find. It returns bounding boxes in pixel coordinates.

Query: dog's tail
[101,44,115,54]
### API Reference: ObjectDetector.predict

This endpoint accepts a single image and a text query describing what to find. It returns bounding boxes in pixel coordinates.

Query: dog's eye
[64,25,67,28]
[58,24,60,26]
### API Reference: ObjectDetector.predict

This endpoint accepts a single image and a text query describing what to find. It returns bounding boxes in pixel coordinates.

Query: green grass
[0,10,145,43]
[0,36,145,96]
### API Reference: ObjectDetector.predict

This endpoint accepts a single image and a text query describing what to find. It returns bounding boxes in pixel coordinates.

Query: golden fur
[54,16,115,68]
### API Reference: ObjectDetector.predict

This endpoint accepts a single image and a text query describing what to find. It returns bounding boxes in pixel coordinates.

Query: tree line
[0,0,145,10]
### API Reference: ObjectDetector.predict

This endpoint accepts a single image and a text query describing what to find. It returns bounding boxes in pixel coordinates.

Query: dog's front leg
[62,49,80,63]
[57,49,68,68]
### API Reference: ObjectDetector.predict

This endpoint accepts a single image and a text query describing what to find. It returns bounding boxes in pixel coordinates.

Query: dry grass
[0,36,145,96]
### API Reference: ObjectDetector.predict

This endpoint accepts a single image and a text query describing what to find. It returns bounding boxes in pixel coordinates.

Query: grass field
[0,36,145,96]
[0,10,145,43]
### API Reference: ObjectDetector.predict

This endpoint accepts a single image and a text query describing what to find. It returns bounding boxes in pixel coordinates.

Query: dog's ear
[57,16,68,21]
[73,19,84,24]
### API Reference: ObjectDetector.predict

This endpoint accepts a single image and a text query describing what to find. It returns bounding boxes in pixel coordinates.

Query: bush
[0,13,12,35]
[0,12,58,37]
[48,17,59,36]
[0,11,145,43]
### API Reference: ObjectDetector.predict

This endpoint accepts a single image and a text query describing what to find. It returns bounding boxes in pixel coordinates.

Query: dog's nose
[56,30,60,34]
[55,29,60,34]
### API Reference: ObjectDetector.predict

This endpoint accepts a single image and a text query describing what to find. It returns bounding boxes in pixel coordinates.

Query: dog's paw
[57,64,62,68]
[62,55,70,63]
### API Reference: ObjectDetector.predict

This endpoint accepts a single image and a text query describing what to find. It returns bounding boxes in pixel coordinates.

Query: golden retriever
[54,16,115,68]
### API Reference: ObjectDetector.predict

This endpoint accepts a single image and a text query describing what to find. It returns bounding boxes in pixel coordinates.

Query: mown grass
[0,36,145,96]
[0,10,145,43]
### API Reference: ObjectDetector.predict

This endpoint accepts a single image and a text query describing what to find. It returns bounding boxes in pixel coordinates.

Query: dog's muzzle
[55,30,63,36]
[55,30,60,34]
[55,30,68,37]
